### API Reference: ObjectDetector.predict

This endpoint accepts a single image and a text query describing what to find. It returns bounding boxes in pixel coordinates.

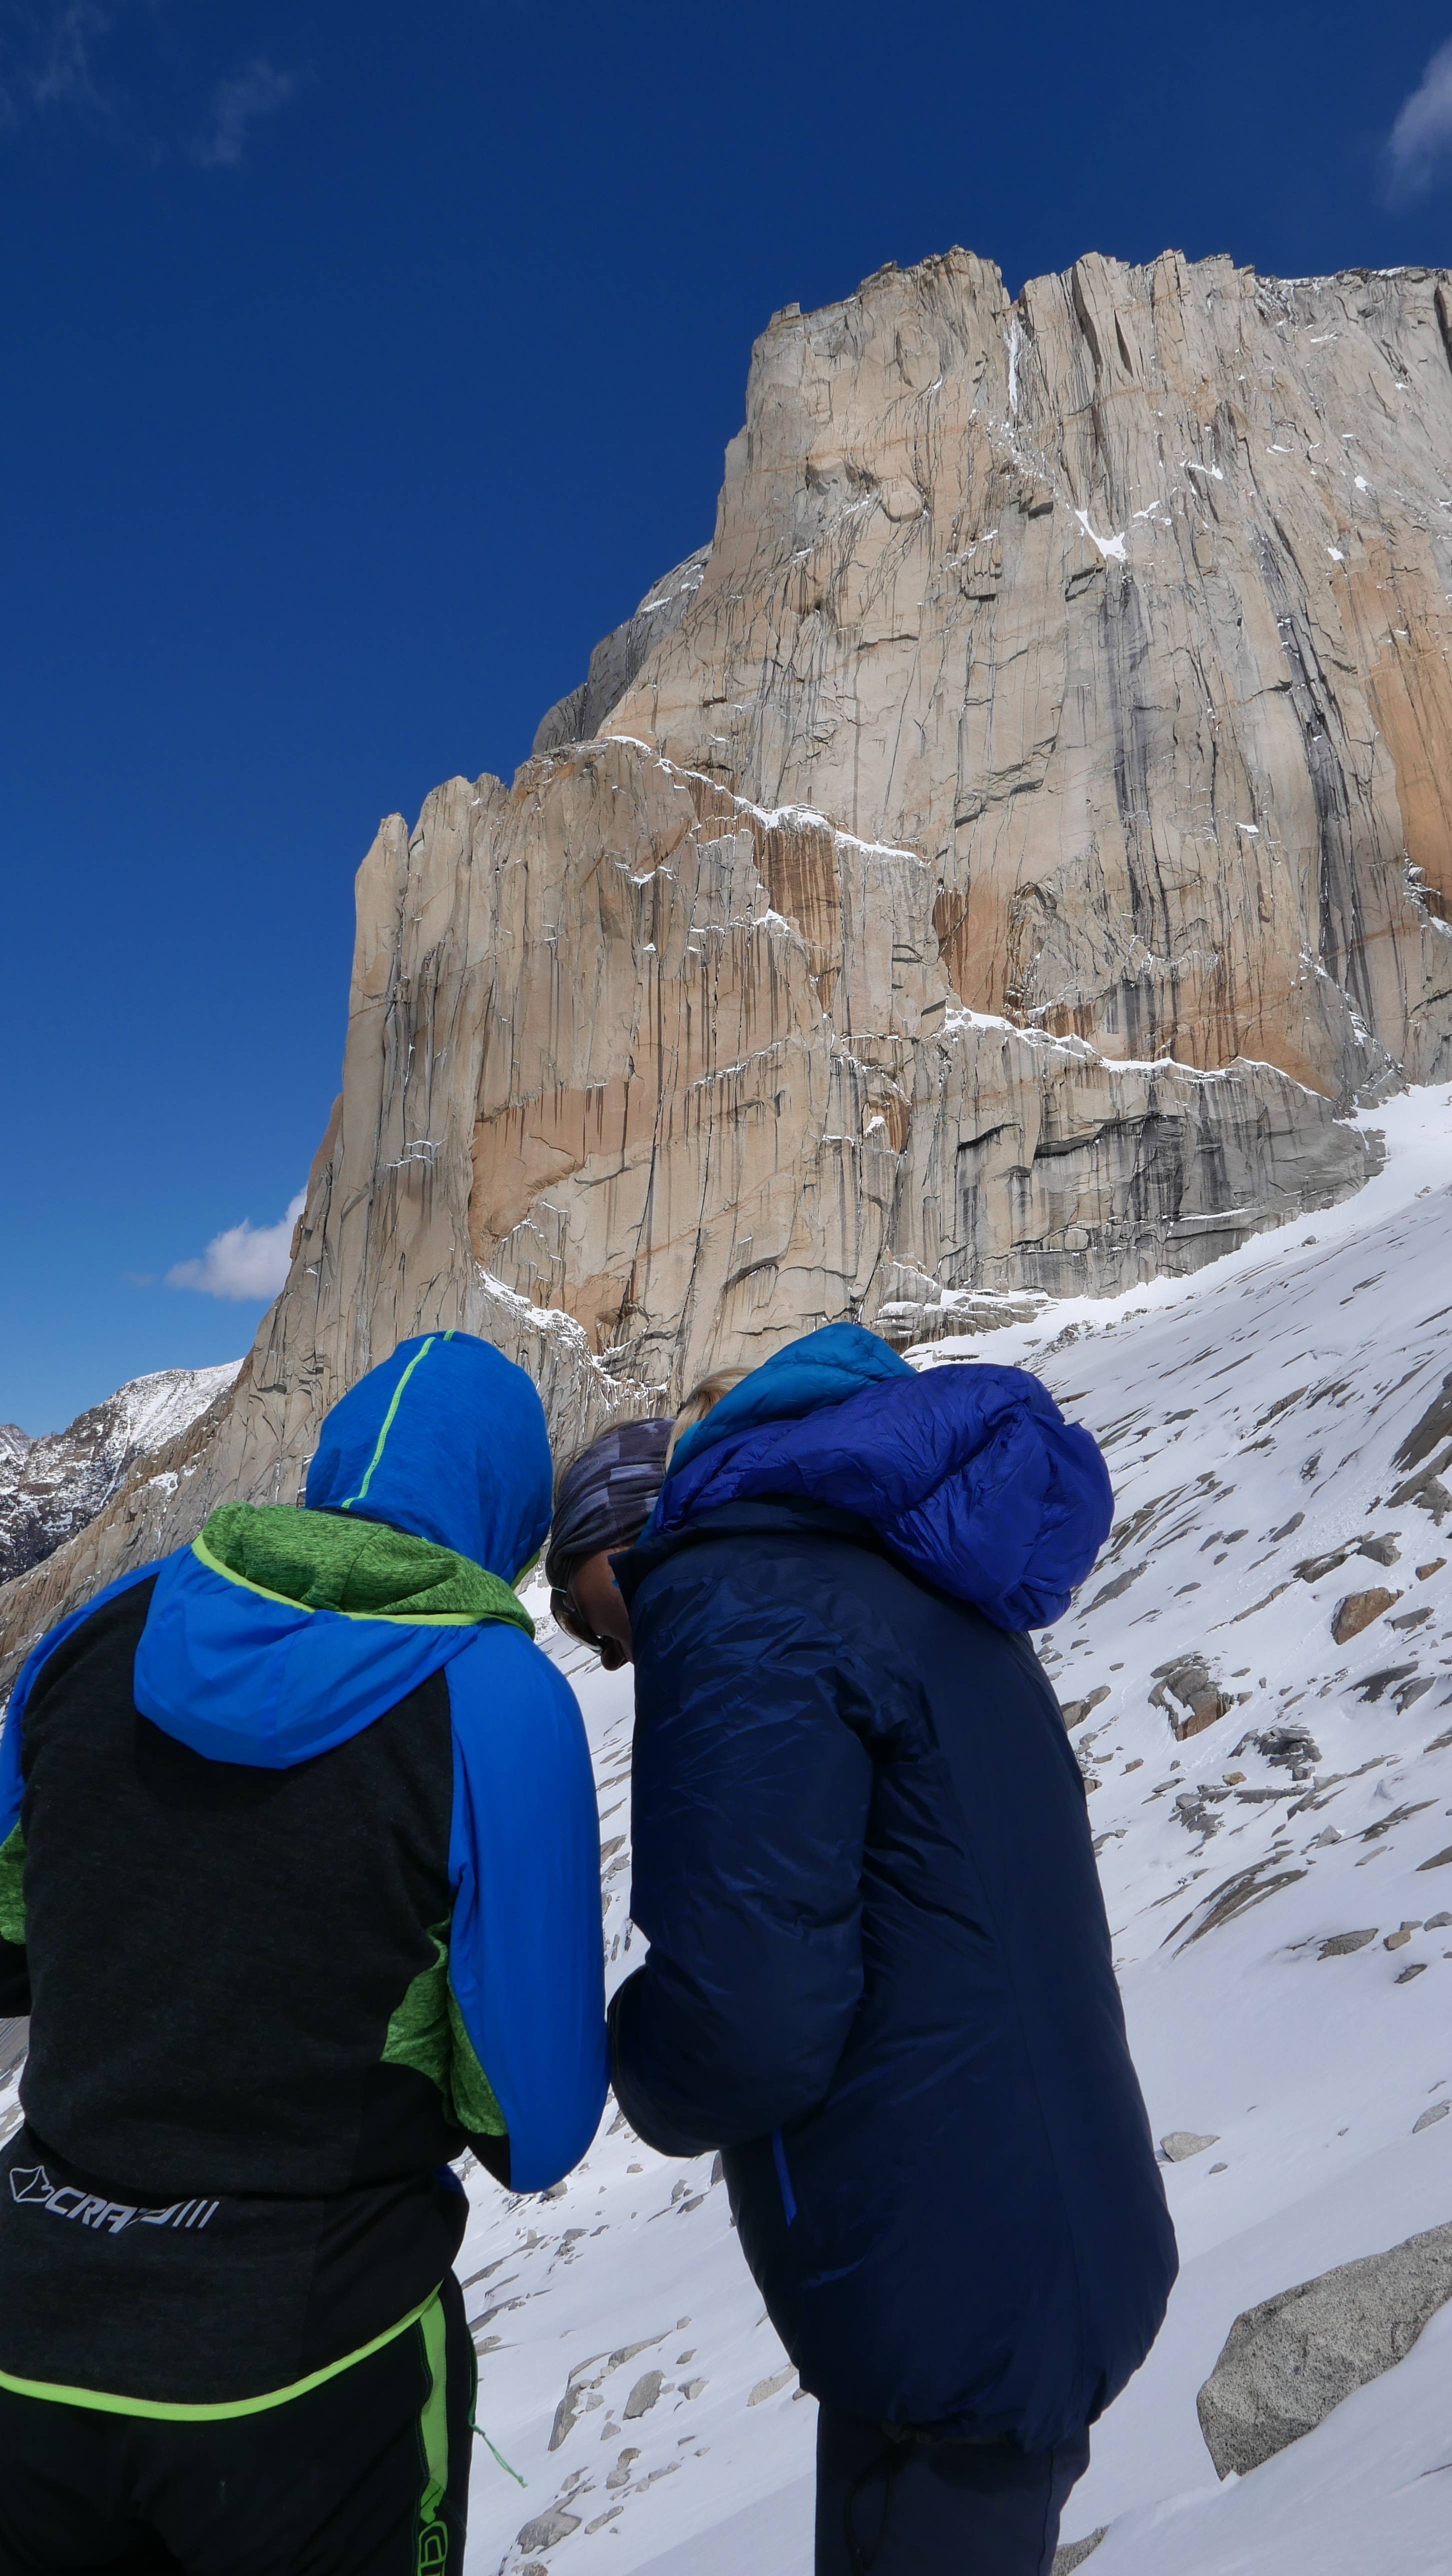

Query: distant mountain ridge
[0,1364,240,1588]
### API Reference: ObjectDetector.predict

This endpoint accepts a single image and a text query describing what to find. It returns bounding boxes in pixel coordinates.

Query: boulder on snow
[1052,2533,1106,2572]
[1386,1382,1452,1524]
[1392,1373,1452,1474]
[548,2386,580,2451]
[1330,1586,1400,1644]
[1060,1684,1110,1728]
[516,2510,582,2552]
[1160,2130,1220,2162]
[1237,1722,1322,1771]
[1150,1655,1230,1740]
[1196,2218,1452,2478]
[747,2366,798,2406]
[622,2370,664,2419]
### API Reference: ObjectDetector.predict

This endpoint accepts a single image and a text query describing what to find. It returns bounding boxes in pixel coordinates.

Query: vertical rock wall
[607,250,1452,1099]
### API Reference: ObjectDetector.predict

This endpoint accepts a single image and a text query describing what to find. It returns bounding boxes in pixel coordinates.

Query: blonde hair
[667,1366,748,1466]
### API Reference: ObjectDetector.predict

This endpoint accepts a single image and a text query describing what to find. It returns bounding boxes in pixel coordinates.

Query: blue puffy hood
[656,1322,1113,1631]
[132,1332,554,1770]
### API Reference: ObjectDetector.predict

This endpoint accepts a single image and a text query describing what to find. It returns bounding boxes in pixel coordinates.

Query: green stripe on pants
[417,2292,450,2571]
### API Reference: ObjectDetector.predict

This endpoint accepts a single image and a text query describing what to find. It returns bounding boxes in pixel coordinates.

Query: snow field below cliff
[957,1078,1452,2572]
[456,1080,1452,2576]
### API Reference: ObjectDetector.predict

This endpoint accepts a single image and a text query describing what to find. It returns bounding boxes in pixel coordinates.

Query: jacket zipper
[770,2128,797,2227]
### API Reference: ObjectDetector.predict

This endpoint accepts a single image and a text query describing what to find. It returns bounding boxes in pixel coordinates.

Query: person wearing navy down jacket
[0,1332,606,2574]
[608,1323,1176,2576]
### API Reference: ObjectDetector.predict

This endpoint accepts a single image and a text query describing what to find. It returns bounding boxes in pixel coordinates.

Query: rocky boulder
[1330,1586,1400,1644]
[1196,2218,1452,2477]
[1152,1654,1231,1740]
[1052,2536,1106,2572]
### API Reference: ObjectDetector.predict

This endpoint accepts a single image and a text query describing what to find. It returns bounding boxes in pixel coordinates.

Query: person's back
[0,1330,606,2572]
[610,1324,1177,2576]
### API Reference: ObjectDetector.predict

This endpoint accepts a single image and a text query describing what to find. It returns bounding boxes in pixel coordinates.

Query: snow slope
[452,1082,1452,2576]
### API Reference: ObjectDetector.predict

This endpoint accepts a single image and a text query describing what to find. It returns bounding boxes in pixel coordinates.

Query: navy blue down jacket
[610,1324,1176,2450]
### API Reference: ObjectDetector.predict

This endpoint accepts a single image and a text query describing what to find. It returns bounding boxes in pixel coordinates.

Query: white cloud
[190,56,296,169]
[0,13,302,156]
[166,1192,306,1301]
[0,0,116,130]
[28,1,108,108]
[1386,36,1452,196]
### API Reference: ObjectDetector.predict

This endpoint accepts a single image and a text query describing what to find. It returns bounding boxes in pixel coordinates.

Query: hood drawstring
[472,2416,527,2486]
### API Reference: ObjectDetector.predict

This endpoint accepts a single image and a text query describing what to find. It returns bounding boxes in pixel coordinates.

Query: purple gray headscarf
[544,1416,674,1599]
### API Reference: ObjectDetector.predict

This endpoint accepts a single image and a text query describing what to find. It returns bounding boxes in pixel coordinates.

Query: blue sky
[4,0,1452,1434]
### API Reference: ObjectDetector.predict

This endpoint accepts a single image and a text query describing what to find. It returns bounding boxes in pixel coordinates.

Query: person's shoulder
[442,1622,595,1808]
[894,1577,1070,1732]
[800,1540,1056,1708]
[639,1520,890,1684]
[446,1620,580,1722]
[14,1556,175,1712]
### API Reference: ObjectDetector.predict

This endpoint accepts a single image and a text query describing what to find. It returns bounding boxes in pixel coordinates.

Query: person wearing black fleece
[0,1332,606,2574]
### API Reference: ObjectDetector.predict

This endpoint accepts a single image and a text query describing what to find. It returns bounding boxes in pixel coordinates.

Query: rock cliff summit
[4,242,1452,1682]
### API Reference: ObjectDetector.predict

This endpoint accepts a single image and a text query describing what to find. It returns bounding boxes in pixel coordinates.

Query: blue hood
[656,1322,1112,1630]
[304,1330,552,1574]
[134,1332,554,1770]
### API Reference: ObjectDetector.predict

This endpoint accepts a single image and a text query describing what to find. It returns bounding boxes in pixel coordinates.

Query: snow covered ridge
[422,1082,1452,2576]
[0,1364,240,1588]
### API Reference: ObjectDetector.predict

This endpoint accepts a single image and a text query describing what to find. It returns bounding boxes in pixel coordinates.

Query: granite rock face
[606,250,1452,1102]
[1196,2219,1452,2477]
[532,550,708,759]
[4,243,1448,1684]
[264,742,1370,1412]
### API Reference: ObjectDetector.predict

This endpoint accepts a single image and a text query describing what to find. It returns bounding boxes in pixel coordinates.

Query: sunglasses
[550,1583,632,1672]
[550,1586,602,1651]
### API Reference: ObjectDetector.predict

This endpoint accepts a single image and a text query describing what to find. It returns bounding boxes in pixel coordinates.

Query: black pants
[816,2405,1091,2576]
[0,2278,474,2576]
